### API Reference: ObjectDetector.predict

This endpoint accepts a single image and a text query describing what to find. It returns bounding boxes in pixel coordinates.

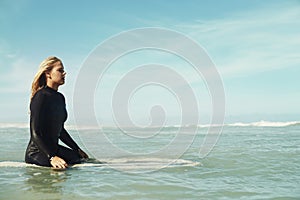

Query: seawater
[0,123,299,199]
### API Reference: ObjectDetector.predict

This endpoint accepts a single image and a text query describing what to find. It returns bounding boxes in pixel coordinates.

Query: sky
[0,0,299,126]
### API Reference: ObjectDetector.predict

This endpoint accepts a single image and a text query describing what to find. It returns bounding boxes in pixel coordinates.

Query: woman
[25,56,88,169]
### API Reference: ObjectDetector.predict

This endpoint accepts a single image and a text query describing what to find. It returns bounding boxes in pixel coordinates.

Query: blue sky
[0,0,299,125]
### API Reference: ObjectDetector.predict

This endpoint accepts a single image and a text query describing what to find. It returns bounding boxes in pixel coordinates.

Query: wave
[0,123,99,130]
[0,123,29,129]
[164,121,300,128]
[1,120,299,129]
[226,120,300,127]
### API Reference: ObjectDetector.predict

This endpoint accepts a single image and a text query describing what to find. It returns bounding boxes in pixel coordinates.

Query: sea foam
[1,120,299,130]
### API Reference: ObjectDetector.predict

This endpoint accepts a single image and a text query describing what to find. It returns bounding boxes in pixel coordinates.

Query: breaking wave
[226,120,300,127]
[1,120,299,130]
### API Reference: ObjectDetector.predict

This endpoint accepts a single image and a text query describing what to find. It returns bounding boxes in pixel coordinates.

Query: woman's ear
[46,72,51,79]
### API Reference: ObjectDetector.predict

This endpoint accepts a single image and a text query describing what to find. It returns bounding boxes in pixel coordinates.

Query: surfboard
[0,158,200,170]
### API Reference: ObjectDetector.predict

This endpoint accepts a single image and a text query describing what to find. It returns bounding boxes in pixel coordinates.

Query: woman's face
[48,61,66,86]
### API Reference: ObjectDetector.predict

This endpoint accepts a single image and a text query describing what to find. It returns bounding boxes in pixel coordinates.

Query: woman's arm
[30,92,56,159]
[60,127,89,158]
[59,127,80,150]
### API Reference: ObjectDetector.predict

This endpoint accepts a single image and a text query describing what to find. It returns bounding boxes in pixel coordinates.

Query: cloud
[0,56,36,94]
[173,2,300,78]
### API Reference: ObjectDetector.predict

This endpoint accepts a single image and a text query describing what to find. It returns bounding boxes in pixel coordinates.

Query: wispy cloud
[0,56,35,94]
[173,3,300,78]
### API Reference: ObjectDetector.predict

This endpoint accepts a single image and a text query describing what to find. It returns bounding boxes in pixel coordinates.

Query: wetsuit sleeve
[30,92,56,159]
[59,127,80,151]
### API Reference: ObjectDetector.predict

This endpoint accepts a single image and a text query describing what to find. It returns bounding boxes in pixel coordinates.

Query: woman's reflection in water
[25,166,71,196]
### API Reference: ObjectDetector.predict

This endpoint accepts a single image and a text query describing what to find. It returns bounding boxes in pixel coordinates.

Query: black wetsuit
[25,86,81,167]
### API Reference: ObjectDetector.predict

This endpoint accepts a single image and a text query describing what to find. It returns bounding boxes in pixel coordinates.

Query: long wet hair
[31,56,62,99]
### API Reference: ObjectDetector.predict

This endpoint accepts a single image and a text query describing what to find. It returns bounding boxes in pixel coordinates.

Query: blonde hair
[31,56,62,99]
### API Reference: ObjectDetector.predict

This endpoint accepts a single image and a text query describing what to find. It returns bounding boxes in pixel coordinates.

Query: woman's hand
[78,149,89,159]
[50,156,68,169]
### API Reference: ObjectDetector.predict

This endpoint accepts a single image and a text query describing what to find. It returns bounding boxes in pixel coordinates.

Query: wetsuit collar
[45,85,58,92]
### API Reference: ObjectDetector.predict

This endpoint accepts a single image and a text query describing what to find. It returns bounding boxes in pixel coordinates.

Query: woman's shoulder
[31,88,47,101]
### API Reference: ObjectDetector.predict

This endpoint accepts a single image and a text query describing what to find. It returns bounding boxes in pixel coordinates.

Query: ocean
[0,121,299,199]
